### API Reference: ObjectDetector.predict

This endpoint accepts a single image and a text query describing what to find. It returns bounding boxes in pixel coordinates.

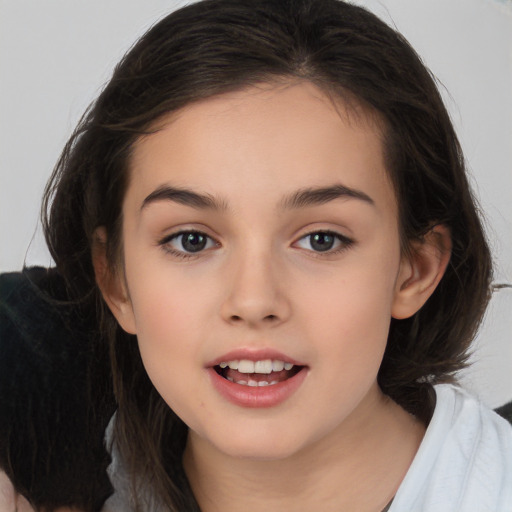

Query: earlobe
[392,225,452,320]
[92,227,137,334]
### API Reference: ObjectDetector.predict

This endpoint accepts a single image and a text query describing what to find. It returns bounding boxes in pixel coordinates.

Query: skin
[97,81,451,511]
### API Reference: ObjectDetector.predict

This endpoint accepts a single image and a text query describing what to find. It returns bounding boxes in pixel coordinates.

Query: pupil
[311,233,334,252]
[182,232,206,252]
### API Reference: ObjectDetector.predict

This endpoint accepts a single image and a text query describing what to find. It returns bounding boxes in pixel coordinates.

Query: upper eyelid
[290,220,354,239]
[295,229,353,242]
[158,227,354,250]
[300,228,347,237]
[158,228,352,241]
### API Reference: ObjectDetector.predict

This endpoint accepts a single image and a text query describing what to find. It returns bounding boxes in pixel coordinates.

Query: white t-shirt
[389,384,512,511]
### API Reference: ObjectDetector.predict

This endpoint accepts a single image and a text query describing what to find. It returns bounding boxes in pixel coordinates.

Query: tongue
[224,368,293,383]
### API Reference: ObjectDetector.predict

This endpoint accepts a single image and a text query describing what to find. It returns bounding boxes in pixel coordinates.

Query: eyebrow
[141,183,374,212]
[141,185,228,211]
[279,184,374,210]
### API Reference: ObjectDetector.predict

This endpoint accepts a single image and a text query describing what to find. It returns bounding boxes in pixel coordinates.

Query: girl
[3,0,512,510]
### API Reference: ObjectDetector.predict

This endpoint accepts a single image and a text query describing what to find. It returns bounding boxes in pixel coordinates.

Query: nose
[220,246,291,328]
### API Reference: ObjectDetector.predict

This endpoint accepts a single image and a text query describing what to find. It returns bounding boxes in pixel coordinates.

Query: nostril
[226,313,280,323]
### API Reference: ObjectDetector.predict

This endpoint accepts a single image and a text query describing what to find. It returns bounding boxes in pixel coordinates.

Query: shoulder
[391,384,512,512]
[0,471,34,512]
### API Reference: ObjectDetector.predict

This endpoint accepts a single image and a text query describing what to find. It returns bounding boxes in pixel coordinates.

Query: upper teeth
[219,359,294,374]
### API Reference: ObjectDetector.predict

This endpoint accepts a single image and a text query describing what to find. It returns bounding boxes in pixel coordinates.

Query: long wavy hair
[42,0,492,508]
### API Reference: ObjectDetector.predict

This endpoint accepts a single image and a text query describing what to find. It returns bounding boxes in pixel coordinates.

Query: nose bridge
[221,237,290,326]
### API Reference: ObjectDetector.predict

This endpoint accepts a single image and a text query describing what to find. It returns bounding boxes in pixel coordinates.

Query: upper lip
[206,348,305,368]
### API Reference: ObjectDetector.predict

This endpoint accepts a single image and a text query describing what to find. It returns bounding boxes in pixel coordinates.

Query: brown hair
[42,0,492,508]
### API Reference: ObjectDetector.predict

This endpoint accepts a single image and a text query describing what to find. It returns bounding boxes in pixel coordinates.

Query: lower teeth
[227,377,279,386]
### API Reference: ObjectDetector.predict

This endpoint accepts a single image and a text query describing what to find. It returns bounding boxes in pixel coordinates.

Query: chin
[208,424,311,461]
[220,442,300,461]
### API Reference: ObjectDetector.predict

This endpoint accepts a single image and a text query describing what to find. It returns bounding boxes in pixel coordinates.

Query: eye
[161,230,217,255]
[295,231,353,253]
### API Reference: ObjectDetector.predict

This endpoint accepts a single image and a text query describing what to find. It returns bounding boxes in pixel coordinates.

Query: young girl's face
[108,81,412,460]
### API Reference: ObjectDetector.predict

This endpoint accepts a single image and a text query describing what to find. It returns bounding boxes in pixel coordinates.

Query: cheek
[121,250,230,408]
[129,284,209,422]
[125,244,218,338]
[302,287,391,373]
[295,270,395,429]
[128,277,210,361]
[121,255,202,376]
[298,249,399,365]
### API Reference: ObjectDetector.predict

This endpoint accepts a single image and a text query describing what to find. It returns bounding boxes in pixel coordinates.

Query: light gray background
[1,0,511,407]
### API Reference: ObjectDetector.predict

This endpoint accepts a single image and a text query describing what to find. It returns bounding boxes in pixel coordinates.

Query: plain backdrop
[0,0,511,407]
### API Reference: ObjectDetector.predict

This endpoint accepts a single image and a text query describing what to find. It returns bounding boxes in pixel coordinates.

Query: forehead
[127,81,396,217]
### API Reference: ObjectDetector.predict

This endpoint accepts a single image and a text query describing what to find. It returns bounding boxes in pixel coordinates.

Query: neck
[183,386,425,512]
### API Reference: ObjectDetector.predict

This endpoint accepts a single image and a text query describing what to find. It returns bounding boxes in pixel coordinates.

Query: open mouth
[209,357,308,407]
[214,359,303,387]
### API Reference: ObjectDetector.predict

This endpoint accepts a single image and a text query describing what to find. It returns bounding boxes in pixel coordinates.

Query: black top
[0,267,116,511]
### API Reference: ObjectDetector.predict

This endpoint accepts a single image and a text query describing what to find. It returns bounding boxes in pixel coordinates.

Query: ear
[392,225,451,320]
[92,227,137,334]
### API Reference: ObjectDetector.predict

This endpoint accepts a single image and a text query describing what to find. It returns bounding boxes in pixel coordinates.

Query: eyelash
[159,230,219,259]
[295,230,354,256]
[158,229,354,259]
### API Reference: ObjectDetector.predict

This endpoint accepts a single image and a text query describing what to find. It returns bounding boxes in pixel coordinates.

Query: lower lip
[208,367,308,408]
